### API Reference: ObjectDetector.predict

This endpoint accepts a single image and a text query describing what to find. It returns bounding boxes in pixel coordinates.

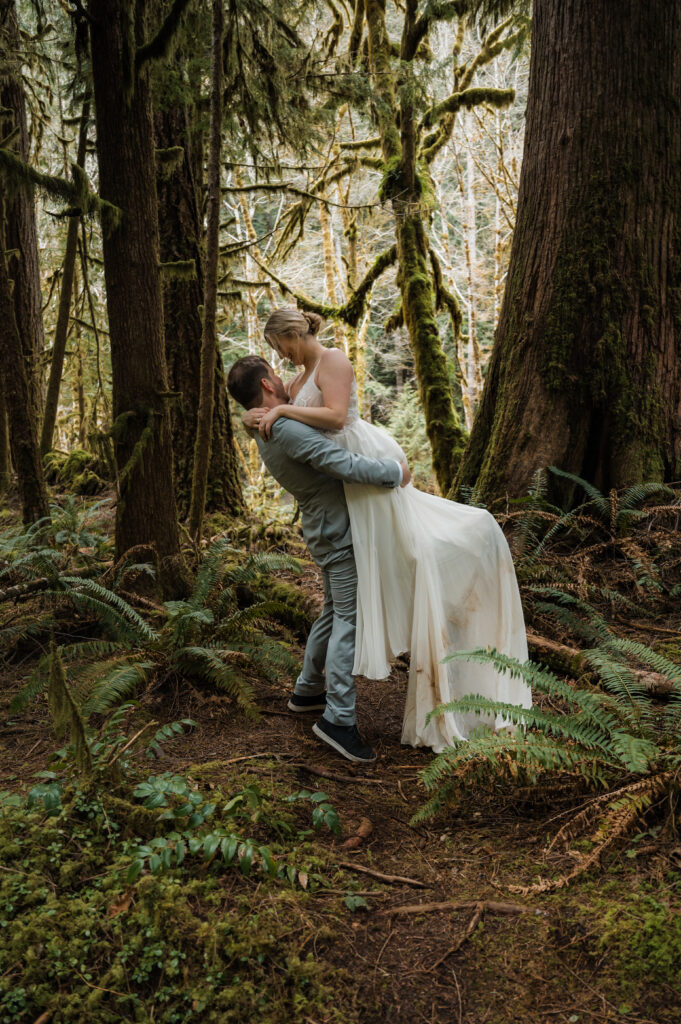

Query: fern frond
[8,655,51,713]
[189,538,233,610]
[83,661,154,715]
[603,637,681,684]
[174,646,256,715]
[60,577,158,641]
[618,482,675,511]
[548,466,608,513]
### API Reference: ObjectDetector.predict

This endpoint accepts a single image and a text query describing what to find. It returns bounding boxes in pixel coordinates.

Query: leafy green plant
[414,634,681,892]
[0,780,351,1023]
[10,539,302,718]
[287,789,342,835]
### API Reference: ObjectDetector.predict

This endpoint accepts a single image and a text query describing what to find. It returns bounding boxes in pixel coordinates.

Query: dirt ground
[4,557,678,1024]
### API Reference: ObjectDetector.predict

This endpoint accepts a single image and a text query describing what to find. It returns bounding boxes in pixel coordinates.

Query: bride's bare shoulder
[317,347,354,381]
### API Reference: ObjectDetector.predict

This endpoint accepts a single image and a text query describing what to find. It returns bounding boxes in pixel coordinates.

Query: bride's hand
[259,406,283,439]
[242,407,268,431]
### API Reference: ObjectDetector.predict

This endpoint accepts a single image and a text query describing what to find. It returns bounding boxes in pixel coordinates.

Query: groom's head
[227,356,290,410]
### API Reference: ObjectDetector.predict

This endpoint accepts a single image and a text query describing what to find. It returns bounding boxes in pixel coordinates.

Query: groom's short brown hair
[227,355,271,409]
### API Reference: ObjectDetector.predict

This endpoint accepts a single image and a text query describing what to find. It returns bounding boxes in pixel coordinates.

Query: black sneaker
[312,718,377,763]
[287,691,327,713]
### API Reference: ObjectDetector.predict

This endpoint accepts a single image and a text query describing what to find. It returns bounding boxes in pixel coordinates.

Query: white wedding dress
[293,368,531,752]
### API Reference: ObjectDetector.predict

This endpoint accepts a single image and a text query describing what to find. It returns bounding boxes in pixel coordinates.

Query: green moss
[43,448,108,495]
[396,214,467,494]
[537,159,666,484]
[578,880,681,994]
[0,783,354,1024]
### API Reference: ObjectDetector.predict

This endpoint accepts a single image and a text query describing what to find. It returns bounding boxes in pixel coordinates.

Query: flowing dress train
[293,370,531,752]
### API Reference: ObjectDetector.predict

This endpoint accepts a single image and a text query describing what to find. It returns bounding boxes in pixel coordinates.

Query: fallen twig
[295,763,384,786]
[380,899,540,917]
[337,861,429,888]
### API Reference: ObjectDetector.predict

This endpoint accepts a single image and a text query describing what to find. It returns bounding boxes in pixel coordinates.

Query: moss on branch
[421,86,515,130]
[251,244,397,328]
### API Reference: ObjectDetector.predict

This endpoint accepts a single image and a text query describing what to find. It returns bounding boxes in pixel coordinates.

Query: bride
[243,307,531,751]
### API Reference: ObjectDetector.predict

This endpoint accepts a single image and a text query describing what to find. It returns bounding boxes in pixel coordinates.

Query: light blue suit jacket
[255,419,400,567]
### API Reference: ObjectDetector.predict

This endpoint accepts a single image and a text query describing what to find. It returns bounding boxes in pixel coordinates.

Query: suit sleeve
[271,420,401,488]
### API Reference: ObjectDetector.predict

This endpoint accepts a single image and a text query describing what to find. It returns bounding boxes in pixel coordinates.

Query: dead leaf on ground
[342,817,373,850]
[107,892,133,917]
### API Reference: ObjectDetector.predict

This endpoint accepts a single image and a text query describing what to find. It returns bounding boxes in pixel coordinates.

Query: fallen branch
[0,564,105,603]
[295,763,384,786]
[337,861,429,888]
[526,631,673,695]
[380,899,539,917]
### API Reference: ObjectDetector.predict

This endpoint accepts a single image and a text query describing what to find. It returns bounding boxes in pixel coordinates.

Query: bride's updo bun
[264,306,324,347]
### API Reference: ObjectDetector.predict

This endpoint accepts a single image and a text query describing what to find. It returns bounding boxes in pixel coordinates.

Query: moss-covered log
[455,0,681,503]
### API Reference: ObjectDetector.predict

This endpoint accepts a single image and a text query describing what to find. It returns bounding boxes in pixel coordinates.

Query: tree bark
[155,102,243,520]
[365,0,467,494]
[88,0,188,596]
[188,0,225,540]
[40,104,89,457]
[0,0,45,423]
[456,0,681,502]
[0,385,9,493]
[0,202,50,523]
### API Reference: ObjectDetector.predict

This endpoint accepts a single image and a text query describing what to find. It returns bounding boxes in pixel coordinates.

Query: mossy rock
[43,449,109,495]
[262,579,317,635]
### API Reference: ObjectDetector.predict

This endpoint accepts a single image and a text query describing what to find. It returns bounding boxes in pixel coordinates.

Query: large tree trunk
[40,104,89,457]
[88,0,187,595]
[155,101,243,520]
[0,0,45,423]
[456,0,681,502]
[0,202,49,523]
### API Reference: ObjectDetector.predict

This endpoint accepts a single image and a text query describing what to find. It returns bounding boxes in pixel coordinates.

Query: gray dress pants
[293,549,358,726]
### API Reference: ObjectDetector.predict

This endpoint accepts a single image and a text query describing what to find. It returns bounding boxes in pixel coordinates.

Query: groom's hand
[399,460,411,487]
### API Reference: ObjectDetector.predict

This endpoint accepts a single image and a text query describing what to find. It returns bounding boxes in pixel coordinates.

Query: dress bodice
[293,367,360,431]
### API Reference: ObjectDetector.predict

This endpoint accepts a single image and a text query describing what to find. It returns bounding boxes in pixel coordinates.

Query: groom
[227,355,410,764]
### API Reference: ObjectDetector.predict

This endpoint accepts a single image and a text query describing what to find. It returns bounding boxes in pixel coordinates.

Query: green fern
[415,637,681,888]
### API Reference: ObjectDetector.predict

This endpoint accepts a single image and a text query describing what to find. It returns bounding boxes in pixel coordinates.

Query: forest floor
[1,493,680,1024]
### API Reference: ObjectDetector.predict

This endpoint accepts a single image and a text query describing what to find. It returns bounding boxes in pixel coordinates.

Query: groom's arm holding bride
[270,417,411,489]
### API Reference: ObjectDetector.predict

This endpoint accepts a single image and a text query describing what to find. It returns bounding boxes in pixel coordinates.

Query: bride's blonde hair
[263,307,323,349]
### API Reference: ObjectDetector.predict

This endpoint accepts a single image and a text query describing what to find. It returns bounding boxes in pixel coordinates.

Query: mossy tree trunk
[0,385,9,494]
[88,0,188,596]
[0,0,45,423]
[154,100,243,520]
[455,0,681,502]
[0,201,49,522]
[188,0,226,540]
[365,0,466,494]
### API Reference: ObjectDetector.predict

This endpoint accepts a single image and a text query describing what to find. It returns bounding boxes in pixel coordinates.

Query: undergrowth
[0,775,352,1024]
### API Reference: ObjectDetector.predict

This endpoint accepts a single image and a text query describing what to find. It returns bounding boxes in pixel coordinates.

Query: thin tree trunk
[155,103,243,519]
[40,104,89,456]
[0,202,49,523]
[88,0,187,596]
[365,0,467,494]
[188,0,224,541]
[456,0,681,501]
[0,385,11,493]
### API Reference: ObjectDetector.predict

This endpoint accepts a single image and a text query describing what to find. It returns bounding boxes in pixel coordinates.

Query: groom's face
[263,368,290,406]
